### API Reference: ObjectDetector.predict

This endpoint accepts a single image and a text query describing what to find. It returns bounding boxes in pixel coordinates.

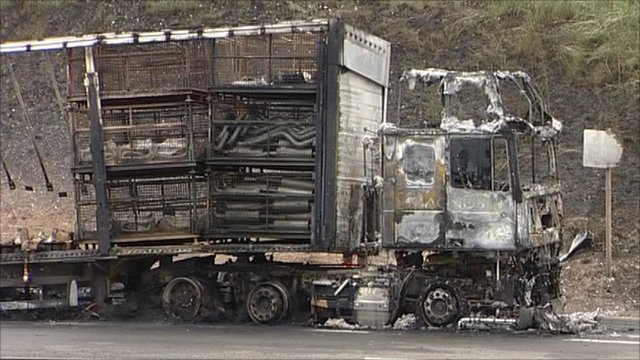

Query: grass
[143,0,207,14]
[1,0,69,39]
[6,0,68,18]
[4,0,638,87]
[482,1,639,86]
[382,0,638,87]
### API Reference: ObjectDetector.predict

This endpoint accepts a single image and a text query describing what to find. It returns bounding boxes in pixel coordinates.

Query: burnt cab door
[445,135,518,250]
[382,133,447,247]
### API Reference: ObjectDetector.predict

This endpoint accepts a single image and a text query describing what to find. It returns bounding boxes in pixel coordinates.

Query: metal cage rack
[211,32,320,87]
[66,41,212,99]
[208,96,316,168]
[74,173,207,241]
[66,22,334,246]
[206,170,314,243]
[66,32,322,100]
[204,89,319,244]
[69,98,208,167]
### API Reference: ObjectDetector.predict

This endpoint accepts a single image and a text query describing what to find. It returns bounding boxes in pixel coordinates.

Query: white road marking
[565,338,640,345]
[308,328,371,334]
[393,344,422,349]
[364,357,409,360]
[1,357,84,360]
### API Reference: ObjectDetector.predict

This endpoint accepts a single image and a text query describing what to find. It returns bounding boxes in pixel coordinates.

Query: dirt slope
[0,0,638,316]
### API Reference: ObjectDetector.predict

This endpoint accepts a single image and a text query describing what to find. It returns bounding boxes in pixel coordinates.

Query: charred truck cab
[314,69,564,327]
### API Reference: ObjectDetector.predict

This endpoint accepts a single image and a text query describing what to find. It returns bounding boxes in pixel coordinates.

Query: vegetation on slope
[2,0,637,88]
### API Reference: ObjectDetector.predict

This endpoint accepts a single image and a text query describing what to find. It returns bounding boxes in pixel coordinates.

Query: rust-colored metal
[65,33,321,99]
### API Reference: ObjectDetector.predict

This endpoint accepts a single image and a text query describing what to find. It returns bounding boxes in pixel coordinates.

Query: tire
[246,282,290,324]
[416,282,463,327]
[162,277,204,321]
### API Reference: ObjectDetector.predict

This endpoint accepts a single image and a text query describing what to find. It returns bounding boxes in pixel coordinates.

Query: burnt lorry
[0,19,563,328]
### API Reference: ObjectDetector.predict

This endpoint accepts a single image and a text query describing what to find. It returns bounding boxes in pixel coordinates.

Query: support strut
[84,48,111,256]
[1,157,16,190]
[5,60,53,192]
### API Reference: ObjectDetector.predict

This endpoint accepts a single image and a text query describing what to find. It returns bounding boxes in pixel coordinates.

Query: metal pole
[496,251,501,289]
[605,167,612,277]
[5,60,54,191]
[43,52,70,135]
[84,47,111,256]
[1,157,16,190]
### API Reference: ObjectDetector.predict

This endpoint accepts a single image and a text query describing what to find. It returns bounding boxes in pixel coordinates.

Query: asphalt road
[1,321,638,360]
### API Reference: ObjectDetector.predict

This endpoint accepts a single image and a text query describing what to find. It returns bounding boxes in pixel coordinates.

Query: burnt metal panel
[313,40,327,249]
[444,134,518,250]
[383,131,525,251]
[382,134,447,247]
[321,19,342,250]
[394,136,446,246]
[321,19,389,253]
[395,212,442,245]
[381,135,396,248]
[445,187,516,250]
[334,71,385,250]
[521,184,563,249]
[341,24,391,87]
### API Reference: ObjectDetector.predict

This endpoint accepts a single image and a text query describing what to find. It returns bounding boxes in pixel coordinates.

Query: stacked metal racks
[65,20,391,253]
[67,42,210,246]
[206,32,321,245]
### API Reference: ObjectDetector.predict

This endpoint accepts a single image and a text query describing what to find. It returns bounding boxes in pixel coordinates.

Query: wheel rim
[422,286,459,326]
[247,283,289,324]
[162,277,203,321]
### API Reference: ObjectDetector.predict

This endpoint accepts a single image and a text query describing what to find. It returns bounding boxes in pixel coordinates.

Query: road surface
[1,321,638,359]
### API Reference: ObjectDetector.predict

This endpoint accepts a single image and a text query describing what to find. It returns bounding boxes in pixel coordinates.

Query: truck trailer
[0,19,564,328]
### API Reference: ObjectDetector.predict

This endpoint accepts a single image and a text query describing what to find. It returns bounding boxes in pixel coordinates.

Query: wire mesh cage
[212,33,320,86]
[66,40,212,98]
[209,98,316,163]
[207,170,314,243]
[70,100,208,166]
[66,32,320,98]
[75,174,207,240]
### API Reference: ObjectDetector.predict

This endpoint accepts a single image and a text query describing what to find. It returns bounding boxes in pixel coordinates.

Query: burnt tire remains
[417,283,462,327]
[162,277,204,321]
[246,282,290,324]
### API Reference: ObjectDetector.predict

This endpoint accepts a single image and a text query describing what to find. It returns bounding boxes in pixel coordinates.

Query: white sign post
[583,129,623,277]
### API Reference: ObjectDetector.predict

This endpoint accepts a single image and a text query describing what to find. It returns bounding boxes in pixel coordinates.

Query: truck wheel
[417,283,461,327]
[162,277,204,321]
[246,282,290,324]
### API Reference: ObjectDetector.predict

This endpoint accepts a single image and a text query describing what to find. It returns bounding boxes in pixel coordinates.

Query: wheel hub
[162,277,204,321]
[247,282,289,324]
[422,286,459,326]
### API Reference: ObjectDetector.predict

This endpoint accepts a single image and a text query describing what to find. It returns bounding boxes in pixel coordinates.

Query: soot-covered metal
[381,69,563,252]
[400,68,562,139]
